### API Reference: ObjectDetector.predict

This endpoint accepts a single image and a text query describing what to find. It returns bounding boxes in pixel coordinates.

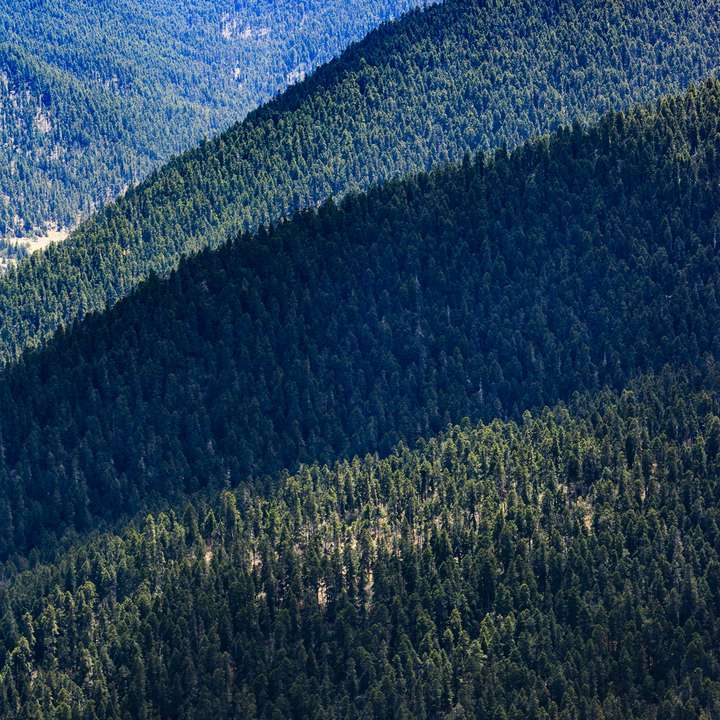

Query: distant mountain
[1,76,720,560]
[3,4,720,716]
[0,0,425,239]
[0,0,719,364]
[2,364,719,718]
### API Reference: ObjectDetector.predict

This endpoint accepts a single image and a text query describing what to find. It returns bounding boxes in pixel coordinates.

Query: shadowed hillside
[0,78,719,559]
[0,0,719,362]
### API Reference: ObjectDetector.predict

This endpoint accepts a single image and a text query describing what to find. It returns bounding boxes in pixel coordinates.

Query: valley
[0,0,426,240]
[1,1,720,717]
[0,227,68,273]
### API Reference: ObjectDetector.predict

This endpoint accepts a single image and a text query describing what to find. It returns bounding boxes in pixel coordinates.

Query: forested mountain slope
[0,78,719,560]
[1,0,720,362]
[2,365,719,718]
[0,0,423,239]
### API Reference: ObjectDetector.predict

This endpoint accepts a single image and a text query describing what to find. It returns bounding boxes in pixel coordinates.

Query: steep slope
[0,0,424,239]
[1,78,720,560]
[1,0,720,361]
[2,366,720,718]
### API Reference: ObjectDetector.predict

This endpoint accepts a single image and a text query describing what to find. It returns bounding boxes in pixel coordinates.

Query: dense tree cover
[1,365,720,718]
[0,0,423,238]
[0,77,719,560]
[0,240,26,267]
[1,0,720,361]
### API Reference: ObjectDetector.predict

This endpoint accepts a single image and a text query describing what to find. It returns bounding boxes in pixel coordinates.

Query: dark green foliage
[0,0,423,237]
[3,5,720,716]
[2,0,720,361]
[2,365,720,718]
[1,77,720,559]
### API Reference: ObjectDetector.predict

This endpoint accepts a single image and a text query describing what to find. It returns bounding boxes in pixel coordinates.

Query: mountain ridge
[3,4,720,717]
[2,363,719,717]
[1,0,719,362]
[0,75,719,560]
[0,0,425,239]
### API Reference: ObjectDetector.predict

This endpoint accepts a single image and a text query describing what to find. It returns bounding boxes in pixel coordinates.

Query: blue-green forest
[1,1,720,717]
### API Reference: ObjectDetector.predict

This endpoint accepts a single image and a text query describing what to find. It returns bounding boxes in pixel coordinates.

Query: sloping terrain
[0,0,424,239]
[1,365,719,718]
[0,77,719,559]
[2,4,720,718]
[0,0,719,362]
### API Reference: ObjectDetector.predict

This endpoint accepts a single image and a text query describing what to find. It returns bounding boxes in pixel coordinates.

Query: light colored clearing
[204,547,214,567]
[576,498,593,532]
[220,13,270,41]
[286,66,307,85]
[0,226,69,273]
[13,227,69,254]
[317,581,328,608]
[34,110,52,134]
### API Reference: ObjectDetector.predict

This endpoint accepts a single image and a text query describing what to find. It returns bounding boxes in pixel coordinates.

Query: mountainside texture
[1,365,719,718]
[0,76,719,561]
[0,0,424,240]
[2,3,720,719]
[0,0,718,363]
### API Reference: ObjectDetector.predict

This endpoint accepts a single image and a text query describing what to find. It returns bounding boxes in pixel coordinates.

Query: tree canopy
[0,77,719,561]
[2,364,719,718]
[1,0,719,361]
[0,0,423,239]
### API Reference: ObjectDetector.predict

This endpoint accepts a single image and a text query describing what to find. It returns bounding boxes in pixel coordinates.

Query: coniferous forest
[0,0,423,238]
[3,366,720,718]
[0,0,719,363]
[1,74,720,560]
[2,0,720,718]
